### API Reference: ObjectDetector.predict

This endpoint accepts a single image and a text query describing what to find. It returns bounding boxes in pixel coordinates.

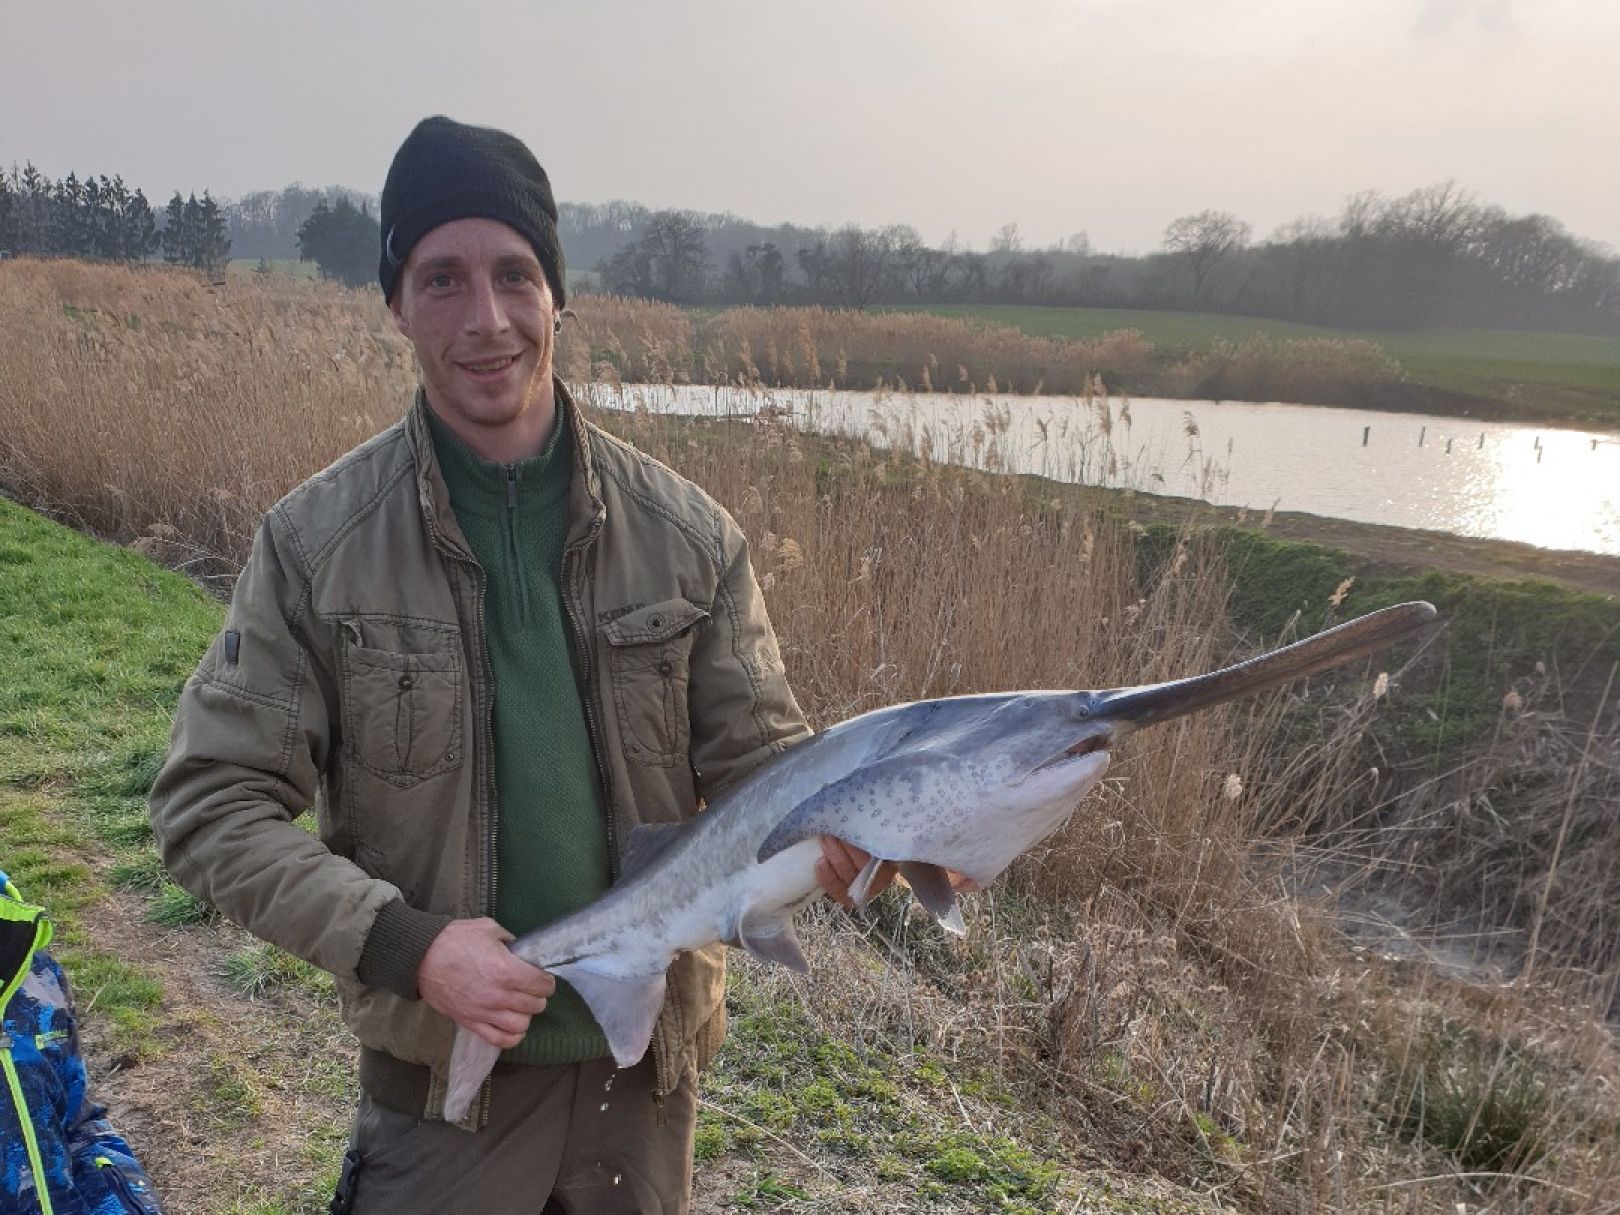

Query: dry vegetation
[560,292,1405,406]
[2,259,1617,1213]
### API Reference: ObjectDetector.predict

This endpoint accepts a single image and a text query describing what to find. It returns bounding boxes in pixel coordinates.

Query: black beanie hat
[378,115,567,307]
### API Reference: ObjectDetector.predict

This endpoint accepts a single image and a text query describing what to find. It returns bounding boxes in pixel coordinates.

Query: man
[149,116,882,1213]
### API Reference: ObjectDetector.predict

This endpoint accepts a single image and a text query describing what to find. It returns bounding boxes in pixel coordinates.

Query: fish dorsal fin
[619,821,689,881]
[900,862,966,936]
[550,961,668,1069]
[738,906,810,973]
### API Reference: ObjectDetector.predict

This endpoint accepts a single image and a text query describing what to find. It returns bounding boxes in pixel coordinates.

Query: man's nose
[463,276,508,334]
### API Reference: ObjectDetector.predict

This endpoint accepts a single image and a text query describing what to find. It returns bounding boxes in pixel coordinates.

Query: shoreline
[1099,486,1620,599]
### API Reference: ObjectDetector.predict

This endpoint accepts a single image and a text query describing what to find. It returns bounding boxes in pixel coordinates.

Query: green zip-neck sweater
[427,404,611,1065]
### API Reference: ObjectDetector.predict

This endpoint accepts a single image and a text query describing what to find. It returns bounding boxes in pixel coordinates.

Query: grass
[219,944,332,1000]
[0,493,224,1056]
[227,258,319,281]
[879,303,1620,426]
[1392,1026,1562,1174]
[0,791,165,1056]
[0,494,360,1213]
[876,303,1345,347]
[701,975,1064,1209]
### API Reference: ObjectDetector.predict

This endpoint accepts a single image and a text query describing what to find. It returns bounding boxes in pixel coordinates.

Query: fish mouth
[1034,733,1112,773]
[1090,601,1436,732]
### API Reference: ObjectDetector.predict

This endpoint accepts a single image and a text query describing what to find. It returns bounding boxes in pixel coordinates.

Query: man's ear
[388,292,410,337]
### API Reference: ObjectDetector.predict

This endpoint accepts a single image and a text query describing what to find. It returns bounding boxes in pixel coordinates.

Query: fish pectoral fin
[550,961,668,1069]
[848,856,889,908]
[899,861,967,937]
[757,751,971,865]
[619,821,690,880]
[737,907,811,974]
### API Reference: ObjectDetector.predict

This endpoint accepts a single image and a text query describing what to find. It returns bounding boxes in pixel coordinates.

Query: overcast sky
[4,0,1617,254]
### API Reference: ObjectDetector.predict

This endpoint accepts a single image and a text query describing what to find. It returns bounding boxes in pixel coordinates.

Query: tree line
[6,159,1616,334]
[1,163,235,274]
[0,166,384,285]
[569,184,1620,335]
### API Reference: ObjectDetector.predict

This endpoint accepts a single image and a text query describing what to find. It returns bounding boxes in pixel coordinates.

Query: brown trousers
[345,1056,696,1214]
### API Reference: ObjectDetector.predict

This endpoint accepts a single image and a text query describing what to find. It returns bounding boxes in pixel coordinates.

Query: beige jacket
[149,382,809,1121]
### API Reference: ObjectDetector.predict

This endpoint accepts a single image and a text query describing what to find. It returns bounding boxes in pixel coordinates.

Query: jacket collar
[404,377,605,560]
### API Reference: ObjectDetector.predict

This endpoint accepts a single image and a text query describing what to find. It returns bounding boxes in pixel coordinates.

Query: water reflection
[580,384,1620,557]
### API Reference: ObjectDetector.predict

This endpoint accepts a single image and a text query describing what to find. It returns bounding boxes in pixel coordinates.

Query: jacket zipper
[472,555,499,1128]
[563,542,617,877]
[2,1035,55,1215]
[504,465,526,625]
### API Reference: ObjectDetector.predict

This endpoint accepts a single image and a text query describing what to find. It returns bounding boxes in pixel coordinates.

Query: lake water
[579,384,1620,558]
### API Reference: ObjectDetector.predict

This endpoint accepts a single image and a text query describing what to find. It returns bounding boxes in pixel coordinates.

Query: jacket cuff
[356,899,453,999]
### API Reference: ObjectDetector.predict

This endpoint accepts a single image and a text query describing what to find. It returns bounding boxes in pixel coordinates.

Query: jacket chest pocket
[602,598,709,768]
[340,634,464,787]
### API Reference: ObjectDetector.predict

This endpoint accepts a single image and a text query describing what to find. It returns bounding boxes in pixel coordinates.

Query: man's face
[389,217,556,448]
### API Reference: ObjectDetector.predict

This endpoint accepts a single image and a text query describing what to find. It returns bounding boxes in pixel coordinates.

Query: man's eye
[427,273,454,290]
[502,269,530,285]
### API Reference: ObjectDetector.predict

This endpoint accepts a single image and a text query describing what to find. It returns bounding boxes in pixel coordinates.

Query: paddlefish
[444,600,1437,1120]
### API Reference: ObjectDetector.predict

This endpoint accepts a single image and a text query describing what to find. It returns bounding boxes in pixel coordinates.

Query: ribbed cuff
[356,899,453,999]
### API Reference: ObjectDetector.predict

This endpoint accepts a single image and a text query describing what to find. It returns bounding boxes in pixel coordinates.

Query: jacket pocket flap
[345,643,460,674]
[602,599,710,646]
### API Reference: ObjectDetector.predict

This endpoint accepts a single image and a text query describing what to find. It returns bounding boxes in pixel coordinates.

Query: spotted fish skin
[444,601,1438,1122]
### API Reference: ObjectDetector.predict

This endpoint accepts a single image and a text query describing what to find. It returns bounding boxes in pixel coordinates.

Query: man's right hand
[416,918,555,1049]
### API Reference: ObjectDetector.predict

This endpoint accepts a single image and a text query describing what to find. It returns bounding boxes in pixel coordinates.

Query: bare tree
[825,225,896,310]
[599,209,711,303]
[722,241,786,305]
[1163,210,1251,307]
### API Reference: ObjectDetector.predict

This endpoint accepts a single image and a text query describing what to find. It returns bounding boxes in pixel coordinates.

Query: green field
[882,303,1620,427]
[226,256,319,280]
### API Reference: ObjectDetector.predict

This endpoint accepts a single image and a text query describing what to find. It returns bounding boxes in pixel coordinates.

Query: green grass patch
[150,881,215,926]
[1391,1026,1563,1174]
[704,967,1066,1207]
[881,303,1620,425]
[197,1053,266,1131]
[1155,523,1620,753]
[227,258,319,281]
[219,943,332,999]
[0,496,224,1052]
[0,791,165,1056]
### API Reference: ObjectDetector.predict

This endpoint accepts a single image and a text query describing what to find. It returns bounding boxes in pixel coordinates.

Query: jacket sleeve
[686,508,812,802]
[148,510,404,985]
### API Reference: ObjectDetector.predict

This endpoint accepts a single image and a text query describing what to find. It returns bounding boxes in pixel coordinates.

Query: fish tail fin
[444,1026,502,1123]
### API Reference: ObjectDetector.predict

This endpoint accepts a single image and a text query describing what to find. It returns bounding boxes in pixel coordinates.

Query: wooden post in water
[1419,426,1426,447]
[1446,437,1454,453]
[1362,425,1370,447]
